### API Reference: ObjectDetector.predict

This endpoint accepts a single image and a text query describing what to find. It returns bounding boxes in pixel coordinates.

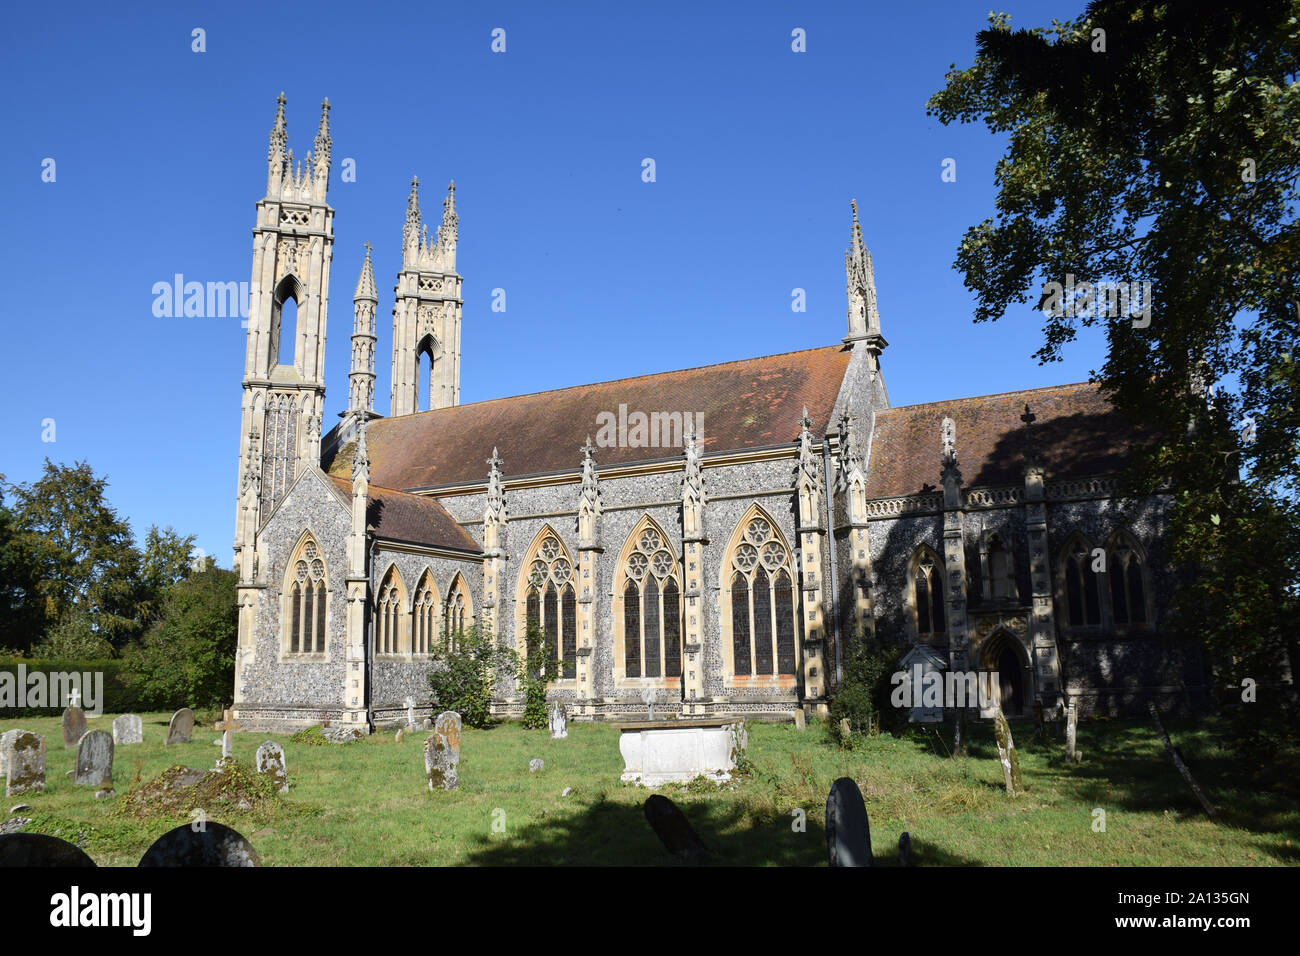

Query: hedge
[0,658,147,718]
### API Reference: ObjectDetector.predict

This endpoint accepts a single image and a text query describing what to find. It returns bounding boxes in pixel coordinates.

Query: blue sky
[0,0,1107,566]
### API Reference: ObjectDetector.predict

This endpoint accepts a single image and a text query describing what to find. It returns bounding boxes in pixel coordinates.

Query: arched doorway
[982,628,1031,717]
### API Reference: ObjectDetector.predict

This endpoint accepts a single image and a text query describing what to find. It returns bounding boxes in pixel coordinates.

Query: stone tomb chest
[617,719,740,787]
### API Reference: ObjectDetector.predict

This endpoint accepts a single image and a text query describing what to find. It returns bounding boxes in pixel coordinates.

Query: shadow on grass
[459,793,985,867]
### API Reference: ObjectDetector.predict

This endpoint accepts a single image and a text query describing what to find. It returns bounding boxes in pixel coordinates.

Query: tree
[4,460,142,650]
[427,624,517,729]
[136,525,198,623]
[0,483,43,654]
[928,2,1300,751]
[121,563,238,709]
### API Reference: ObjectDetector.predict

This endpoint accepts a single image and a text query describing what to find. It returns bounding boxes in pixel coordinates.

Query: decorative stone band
[864,475,1120,519]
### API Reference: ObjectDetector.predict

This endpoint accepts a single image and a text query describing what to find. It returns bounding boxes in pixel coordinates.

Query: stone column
[1021,405,1064,710]
[795,411,828,714]
[940,418,972,676]
[575,440,602,718]
[341,422,371,731]
[680,424,709,716]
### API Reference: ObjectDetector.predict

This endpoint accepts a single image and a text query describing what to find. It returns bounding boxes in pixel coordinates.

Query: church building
[230,96,1201,732]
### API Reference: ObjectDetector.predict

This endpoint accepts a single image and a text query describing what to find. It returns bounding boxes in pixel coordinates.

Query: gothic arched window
[986,533,1019,601]
[521,530,576,679]
[724,512,800,679]
[412,571,439,656]
[1107,534,1148,626]
[912,547,946,638]
[618,522,683,680]
[284,535,327,655]
[1062,536,1102,627]
[443,574,473,652]
[375,566,406,655]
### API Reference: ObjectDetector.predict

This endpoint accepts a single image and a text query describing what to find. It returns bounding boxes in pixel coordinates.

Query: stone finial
[683,420,705,505]
[403,176,422,253]
[845,199,882,345]
[485,447,506,524]
[441,180,458,234]
[837,405,865,494]
[313,98,332,163]
[354,242,377,302]
[268,92,287,165]
[940,416,962,493]
[797,407,821,486]
[1020,402,1041,468]
[579,436,600,511]
[352,418,369,485]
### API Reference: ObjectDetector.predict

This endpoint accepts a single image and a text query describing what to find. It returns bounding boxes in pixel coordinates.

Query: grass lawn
[2,711,1296,866]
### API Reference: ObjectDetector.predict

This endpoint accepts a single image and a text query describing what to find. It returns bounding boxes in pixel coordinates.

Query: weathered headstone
[4,732,45,798]
[898,831,911,867]
[825,777,872,867]
[166,707,195,745]
[404,696,417,730]
[992,707,1022,795]
[641,685,657,721]
[0,833,96,867]
[728,721,748,755]
[255,741,288,793]
[70,730,113,790]
[434,711,462,755]
[61,703,87,750]
[0,729,25,775]
[839,717,852,739]
[425,733,458,791]
[643,794,709,862]
[793,710,806,732]
[112,714,143,746]
[395,728,405,743]
[1033,699,1046,742]
[1065,698,1080,763]
[549,702,567,740]
[529,758,544,772]
[138,821,260,867]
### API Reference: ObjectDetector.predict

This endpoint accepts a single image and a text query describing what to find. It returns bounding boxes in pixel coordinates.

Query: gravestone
[643,794,709,862]
[395,729,405,743]
[70,730,113,790]
[899,645,947,722]
[113,714,143,746]
[793,710,806,732]
[1065,698,1081,763]
[425,733,458,791]
[255,741,288,793]
[825,777,872,867]
[434,711,462,755]
[898,831,911,867]
[213,709,241,766]
[0,833,96,867]
[4,732,45,798]
[528,758,544,772]
[0,729,25,775]
[138,821,260,867]
[61,702,87,750]
[641,686,657,721]
[404,696,417,730]
[992,707,1022,795]
[166,708,195,745]
[839,718,852,739]
[549,702,567,740]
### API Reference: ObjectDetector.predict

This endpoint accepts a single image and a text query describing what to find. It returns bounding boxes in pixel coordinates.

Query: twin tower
[234,95,462,564]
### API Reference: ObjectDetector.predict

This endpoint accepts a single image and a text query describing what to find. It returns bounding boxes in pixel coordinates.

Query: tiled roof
[327,476,481,552]
[863,382,1138,499]
[324,345,854,489]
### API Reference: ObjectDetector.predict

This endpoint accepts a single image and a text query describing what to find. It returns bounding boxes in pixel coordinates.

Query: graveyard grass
[3,712,1297,866]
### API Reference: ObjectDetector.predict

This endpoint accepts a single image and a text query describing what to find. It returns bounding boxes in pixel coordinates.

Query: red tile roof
[323,345,854,489]
[863,382,1139,499]
[327,476,481,552]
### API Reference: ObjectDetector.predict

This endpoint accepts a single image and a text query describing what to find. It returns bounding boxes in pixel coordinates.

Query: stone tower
[390,177,462,416]
[235,92,334,543]
[349,242,378,417]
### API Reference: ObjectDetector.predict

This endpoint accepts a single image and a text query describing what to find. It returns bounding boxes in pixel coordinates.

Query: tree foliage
[928,1,1300,749]
[427,624,517,729]
[120,564,238,710]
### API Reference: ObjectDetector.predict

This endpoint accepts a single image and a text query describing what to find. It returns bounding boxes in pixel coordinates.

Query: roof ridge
[883,380,1101,413]
[370,343,850,424]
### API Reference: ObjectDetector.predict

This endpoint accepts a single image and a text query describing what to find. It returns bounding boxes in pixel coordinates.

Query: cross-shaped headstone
[641,686,656,721]
[214,709,241,762]
[404,697,417,730]
[68,688,81,709]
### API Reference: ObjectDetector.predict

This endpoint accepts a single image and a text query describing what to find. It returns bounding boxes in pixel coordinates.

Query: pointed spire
[268,92,287,163]
[845,199,884,350]
[683,419,705,504]
[354,241,377,301]
[837,405,865,494]
[441,180,458,232]
[579,436,600,509]
[940,416,962,494]
[1019,403,1040,467]
[314,98,332,157]
[404,175,421,238]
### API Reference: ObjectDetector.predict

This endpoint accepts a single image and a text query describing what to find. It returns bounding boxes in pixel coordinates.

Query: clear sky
[0,0,1108,566]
